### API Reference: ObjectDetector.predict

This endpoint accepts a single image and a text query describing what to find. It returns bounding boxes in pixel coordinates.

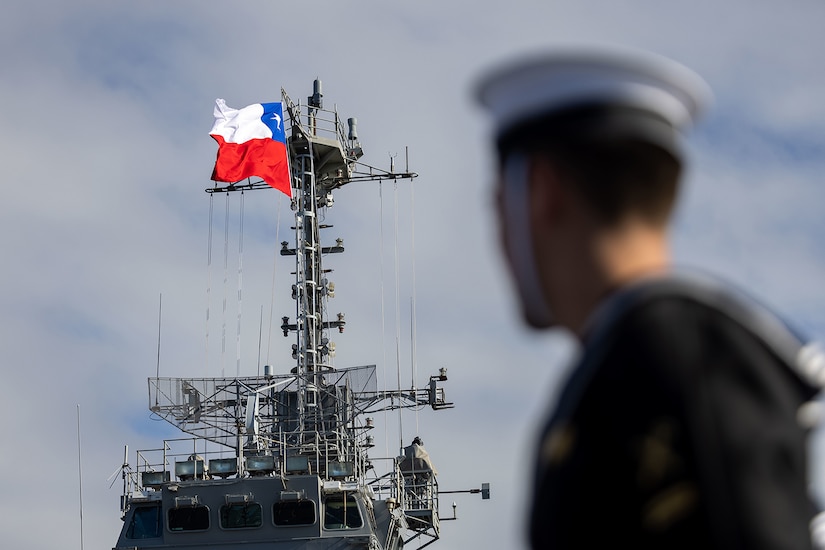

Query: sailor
[403,437,438,476]
[474,48,821,549]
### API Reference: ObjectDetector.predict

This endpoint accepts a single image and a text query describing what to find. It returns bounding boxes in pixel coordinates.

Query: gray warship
[113,81,488,550]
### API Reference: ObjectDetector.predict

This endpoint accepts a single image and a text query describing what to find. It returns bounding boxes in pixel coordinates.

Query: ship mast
[131,81,477,550]
[278,80,420,467]
[281,81,354,459]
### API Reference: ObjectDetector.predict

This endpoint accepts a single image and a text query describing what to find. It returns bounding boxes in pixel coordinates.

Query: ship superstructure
[113,81,484,550]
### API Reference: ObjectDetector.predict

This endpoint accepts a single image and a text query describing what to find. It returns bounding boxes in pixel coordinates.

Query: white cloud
[2,1,825,548]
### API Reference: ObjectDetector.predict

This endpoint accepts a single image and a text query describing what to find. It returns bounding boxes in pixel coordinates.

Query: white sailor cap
[474,47,712,159]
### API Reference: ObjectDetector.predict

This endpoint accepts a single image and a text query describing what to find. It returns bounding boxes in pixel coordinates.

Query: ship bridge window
[323,494,363,530]
[273,500,316,526]
[220,503,262,529]
[168,506,210,532]
[126,504,162,539]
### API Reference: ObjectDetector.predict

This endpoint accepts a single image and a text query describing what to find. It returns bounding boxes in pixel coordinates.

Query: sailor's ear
[527,154,568,228]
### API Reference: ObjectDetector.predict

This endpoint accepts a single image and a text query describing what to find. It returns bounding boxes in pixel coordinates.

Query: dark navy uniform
[473,49,822,549]
[530,275,819,549]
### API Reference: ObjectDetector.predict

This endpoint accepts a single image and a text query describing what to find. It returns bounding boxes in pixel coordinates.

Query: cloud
[2,1,825,548]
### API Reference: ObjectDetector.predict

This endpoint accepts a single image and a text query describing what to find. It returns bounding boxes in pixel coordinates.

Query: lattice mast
[150,80,430,474]
[279,81,360,458]
[123,82,478,548]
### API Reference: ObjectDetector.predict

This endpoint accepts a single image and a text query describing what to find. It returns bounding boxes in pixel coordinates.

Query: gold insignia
[636,418,681,489]
[641,481,698,531]
[540,423,576,467]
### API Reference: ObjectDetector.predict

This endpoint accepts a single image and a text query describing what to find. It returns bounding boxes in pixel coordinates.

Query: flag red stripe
[211,135,291,197]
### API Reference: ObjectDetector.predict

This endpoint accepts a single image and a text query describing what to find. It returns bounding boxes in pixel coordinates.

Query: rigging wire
[205,193,214,376]
[236,190,245,377]
[410,176,419,436]
[393,177,403,452]
[221,192,230,377]
[266,195,284,368]
[378,181,389,459]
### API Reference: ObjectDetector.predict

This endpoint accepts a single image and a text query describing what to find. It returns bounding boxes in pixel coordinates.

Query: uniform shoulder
[591,273,799,354]
[588,274,820,402]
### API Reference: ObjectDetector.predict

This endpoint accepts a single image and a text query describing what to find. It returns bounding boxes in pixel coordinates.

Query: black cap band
[496,103,682,162]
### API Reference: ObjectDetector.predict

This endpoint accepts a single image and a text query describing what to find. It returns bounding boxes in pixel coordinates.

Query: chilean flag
[209,99,292,197]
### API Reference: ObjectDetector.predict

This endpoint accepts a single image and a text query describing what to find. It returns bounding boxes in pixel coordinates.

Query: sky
[2,1,825,548]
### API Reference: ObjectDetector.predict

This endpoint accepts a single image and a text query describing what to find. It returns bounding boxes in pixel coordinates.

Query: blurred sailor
[474,47,822,549]
[402,436,438,476]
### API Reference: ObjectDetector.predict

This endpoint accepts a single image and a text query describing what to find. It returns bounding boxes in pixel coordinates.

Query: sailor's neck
[553,223,670,339]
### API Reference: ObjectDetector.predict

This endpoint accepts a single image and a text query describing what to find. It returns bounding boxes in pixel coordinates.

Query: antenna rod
[257,305,263,377]
[155,294,162,407]
[156,294,162,379]
[76,404,84,550]
[121,445,129,513]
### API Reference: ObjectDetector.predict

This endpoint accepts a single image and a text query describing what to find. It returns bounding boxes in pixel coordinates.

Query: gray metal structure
[112,82,473,550]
